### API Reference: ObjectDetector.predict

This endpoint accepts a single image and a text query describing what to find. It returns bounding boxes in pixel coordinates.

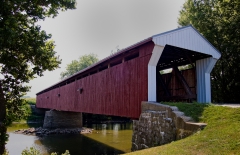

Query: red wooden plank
[102,70,107,115]
[117,64,123,117]
[123,61,130,117]
[36,41,155,119]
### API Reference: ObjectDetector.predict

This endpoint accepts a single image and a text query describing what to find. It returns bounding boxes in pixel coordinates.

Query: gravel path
[214,104,240,108]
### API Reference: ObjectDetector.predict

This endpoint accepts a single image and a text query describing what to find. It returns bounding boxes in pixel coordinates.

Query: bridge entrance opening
[156,45,211,102]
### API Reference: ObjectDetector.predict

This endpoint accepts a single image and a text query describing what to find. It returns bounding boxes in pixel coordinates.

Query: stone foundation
[132,101,207,151]
[43,110,82,129]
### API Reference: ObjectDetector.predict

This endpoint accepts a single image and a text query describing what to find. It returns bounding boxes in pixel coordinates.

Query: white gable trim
[152,26,221,59]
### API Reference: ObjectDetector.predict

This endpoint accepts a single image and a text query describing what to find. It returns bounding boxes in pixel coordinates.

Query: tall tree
[0,0,76,153]
[178,0,240,103]
[60,53,98,79]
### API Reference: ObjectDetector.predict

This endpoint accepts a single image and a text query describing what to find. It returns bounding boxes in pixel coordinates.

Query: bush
[21,147,70,155]
[25,98,36,105]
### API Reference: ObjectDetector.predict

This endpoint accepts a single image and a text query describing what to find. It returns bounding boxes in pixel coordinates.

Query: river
[6,123,133,155]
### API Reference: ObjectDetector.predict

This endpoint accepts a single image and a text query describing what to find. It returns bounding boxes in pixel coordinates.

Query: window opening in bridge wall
[178,64,194,71]
[125,52,139,62]
[76,75,83,80]
[66,79,75,85]
[160,68,173,75]
[110,59,122,67]
[59,83,66,87]
[90,70,98,75]
[82,74,88,78]
[99,65,108,71]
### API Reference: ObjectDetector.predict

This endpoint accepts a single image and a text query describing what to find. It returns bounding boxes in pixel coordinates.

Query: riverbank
[14,127,93,136]
[7,122,133,155]
[126,105,240,155]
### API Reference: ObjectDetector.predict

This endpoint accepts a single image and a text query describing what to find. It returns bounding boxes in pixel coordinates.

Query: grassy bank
[162,102,208,122]
[126,105,240,155]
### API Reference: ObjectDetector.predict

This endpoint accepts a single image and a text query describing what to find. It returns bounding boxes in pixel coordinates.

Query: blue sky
[27,0,186,97]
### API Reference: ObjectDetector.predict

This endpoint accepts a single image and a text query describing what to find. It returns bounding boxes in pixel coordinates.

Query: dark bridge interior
[156,45,212,102]
[158,45,211,70]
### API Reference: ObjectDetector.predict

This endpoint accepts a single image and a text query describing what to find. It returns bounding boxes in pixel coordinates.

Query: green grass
[162,102,209,122]
[126,105,240,155]
[25,98,36,105]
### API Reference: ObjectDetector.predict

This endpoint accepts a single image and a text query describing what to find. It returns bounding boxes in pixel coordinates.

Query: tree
[60,53,99,79]
[178,0,240,103]
[0,0,76,153]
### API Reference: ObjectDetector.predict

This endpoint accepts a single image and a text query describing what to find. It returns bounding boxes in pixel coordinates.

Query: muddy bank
[14,127,93,136]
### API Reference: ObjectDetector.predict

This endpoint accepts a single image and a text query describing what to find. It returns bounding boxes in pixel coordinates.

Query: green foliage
[2,149,9,155]
[178,64,193,71]
[21,147,70,155]
[0,0,76,121]
[51,150,71,155]
[127,106,240,155]
[20,104,32,121]
[21,147,40,155]
[0,0,76,153]
[60,53,99,79]
[25,98,36,105]
[178,0,240,103]
[162,102,208,122]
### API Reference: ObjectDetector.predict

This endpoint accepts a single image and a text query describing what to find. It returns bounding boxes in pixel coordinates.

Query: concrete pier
[43,110,82,129]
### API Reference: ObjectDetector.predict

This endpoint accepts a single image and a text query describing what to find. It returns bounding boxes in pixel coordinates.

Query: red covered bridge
[36,26,221,119]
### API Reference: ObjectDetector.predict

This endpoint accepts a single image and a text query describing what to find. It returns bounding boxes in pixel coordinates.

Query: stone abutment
[132,101,207,151]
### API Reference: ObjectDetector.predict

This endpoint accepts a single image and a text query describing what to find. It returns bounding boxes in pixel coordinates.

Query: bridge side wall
[36,42,155,119]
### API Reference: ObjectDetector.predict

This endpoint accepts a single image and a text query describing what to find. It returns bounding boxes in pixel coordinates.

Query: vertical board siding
[157,68,196,100]
[36,42,154,119]
[76,78,84,112]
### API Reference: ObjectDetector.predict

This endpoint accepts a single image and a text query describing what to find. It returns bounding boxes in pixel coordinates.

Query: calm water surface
[6,123,132,155]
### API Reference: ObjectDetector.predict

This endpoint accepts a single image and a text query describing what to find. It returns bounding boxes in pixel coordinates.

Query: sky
[26,0,186,97]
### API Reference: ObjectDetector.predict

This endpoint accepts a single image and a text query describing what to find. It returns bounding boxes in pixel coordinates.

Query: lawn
[126,105,240,155]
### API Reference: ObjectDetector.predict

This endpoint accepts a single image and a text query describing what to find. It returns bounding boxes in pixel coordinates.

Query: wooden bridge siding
[36,93,41,108]
[122,61,131,117]
[76,78,83,112]
[37,92,49,109]
[36,42,154,118]
[129,58,139,118]
[182,69,196,94]
[51,88,59,109]
[36,93,42,108]
[61,82,76,111]
[158,68,196,98]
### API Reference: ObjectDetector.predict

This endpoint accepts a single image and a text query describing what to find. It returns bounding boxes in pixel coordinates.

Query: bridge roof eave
[36,37,153,95]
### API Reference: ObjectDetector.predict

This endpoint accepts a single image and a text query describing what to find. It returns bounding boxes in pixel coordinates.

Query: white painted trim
[196,57,217,103]
[152,26,221,59]
[148,45,164,101]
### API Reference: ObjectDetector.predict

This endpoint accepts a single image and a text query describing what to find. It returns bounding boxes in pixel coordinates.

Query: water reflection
[6,123,132,155]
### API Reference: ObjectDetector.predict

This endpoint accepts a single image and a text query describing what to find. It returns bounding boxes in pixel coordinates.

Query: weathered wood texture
[36,42,154,119]
[157,68,196,101]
